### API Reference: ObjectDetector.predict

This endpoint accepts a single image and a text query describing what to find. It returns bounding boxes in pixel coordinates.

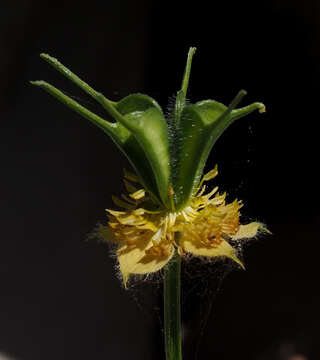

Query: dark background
[1,1,319,359]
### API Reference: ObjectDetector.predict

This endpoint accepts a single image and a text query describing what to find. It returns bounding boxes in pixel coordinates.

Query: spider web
[126,254,242,360]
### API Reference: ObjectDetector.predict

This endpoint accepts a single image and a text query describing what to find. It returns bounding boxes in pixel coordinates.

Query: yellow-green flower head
[99,166,266,287]
[32,47,269,288]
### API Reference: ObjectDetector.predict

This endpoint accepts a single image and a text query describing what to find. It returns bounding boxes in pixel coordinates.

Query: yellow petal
[232,222,270,240]
[181,237,244,269]
[117,239,174,288]
[133,245,175,275]
[117,236,152,288]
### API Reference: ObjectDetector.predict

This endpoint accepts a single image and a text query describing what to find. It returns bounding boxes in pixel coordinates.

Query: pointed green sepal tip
[258,103,266,113]
[30,80,45,86]
[181,47,197,96]
[38,52,67,71]
[40,53,53,60]
[229,89,247,109]
[259,224,272,235]
[239,89,247,97]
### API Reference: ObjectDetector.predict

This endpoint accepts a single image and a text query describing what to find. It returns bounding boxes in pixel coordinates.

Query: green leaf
[173,92,265,210]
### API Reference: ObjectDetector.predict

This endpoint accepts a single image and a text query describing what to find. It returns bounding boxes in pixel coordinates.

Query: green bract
[31,48,265,211]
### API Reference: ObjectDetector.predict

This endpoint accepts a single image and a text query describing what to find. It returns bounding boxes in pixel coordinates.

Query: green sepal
[114,102,171,209]
[30,80,164,204]
[114,93,171,208]
[173,96,265,210]
[116,93,162,113]
[114,93,165,202]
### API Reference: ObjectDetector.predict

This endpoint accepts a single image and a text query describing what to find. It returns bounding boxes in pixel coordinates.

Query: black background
[1,1,319,359]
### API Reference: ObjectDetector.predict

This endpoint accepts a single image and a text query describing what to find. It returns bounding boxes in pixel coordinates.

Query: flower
[32,48,269,288]
[98,166,267,287]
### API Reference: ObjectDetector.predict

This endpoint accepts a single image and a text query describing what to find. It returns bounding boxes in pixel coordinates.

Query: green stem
[163,48,196,359]
[164,244,182,360]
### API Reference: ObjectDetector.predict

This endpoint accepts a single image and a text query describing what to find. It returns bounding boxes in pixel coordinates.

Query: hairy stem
[163,47,196,359]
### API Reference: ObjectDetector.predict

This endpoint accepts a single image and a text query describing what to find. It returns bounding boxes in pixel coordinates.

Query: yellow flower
[99,166,267,287]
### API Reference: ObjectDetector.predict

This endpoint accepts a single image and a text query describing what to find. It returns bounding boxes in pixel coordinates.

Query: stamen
[129,189,145,200]
[106,209,126,216]
[112,196,135,210]
[196,165,218,193]
[124,179,139,193]
[123,168,141,183]
[196,185,206,197]
[121,194,136,205]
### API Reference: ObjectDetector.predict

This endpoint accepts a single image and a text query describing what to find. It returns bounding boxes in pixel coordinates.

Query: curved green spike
[30,80,116,134]
[30,80,162,203]
[173,47,197,128]
[181,47,196,96]
[230,101,266,121]
[39,53,118,106]
[173,91,265,210]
